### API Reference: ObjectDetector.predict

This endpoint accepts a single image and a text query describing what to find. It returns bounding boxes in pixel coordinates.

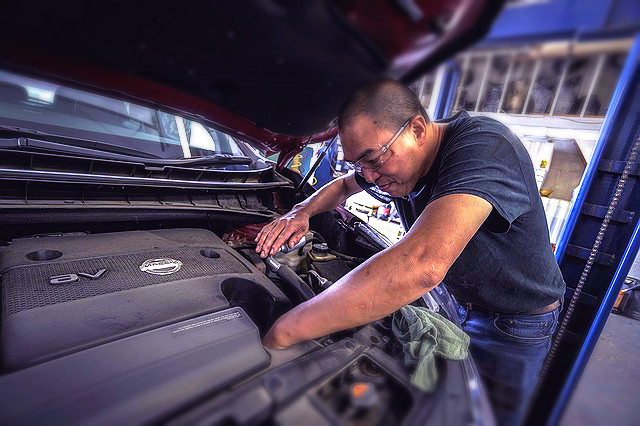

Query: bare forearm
[264,194,493,349]
[272,239,442,345]
[293,173,359,218]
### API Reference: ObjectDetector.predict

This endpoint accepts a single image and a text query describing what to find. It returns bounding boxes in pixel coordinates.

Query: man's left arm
[263,193,492,349]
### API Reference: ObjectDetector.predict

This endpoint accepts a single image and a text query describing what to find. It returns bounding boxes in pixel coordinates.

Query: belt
[460,299,561,315]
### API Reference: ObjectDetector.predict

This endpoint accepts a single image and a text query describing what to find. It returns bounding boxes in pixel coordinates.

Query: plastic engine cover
[0,228,288,370]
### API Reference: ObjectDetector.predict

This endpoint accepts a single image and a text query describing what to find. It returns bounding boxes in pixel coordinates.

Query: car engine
[0,227,479,426]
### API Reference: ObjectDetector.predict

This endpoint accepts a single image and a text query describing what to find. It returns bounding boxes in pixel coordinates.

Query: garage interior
[290,2,640,425]
[0,1,638,425]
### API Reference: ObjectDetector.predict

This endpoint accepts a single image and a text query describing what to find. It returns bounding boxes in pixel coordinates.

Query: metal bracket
[598,159,640,176]
[582,203,635,223]
[564,287,598,307]
[565,244,615,266]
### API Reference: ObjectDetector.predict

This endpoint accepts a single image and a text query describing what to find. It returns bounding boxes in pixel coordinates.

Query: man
[256,79,565,426]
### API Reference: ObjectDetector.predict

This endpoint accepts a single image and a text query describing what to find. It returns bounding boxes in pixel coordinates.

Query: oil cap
[312,242,329,255]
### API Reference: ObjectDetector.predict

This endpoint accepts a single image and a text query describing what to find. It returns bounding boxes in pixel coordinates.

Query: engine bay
[0,226,478,426]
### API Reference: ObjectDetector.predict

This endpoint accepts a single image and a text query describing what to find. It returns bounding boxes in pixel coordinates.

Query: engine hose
[265,256,315,304]
[539,135,640,381]
[309,230,326,243]
[328,249,366,264]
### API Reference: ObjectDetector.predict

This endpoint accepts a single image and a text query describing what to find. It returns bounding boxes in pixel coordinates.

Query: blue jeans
[455,302,560,426]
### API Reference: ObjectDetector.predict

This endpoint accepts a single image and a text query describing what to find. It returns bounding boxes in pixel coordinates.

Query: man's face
[341,114,432,197]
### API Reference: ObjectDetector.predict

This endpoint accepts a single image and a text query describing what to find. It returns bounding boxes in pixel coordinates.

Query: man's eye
[372,156,386,166]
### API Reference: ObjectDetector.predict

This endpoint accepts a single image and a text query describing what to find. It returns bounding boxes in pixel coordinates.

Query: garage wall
[628,251,640,279]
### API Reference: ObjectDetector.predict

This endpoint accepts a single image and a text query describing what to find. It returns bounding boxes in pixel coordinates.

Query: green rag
[392,305,470,392]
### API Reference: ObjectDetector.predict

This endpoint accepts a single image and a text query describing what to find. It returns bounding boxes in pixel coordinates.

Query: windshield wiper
[0,127,253,166]
[0,126,163,159]
[175,154,252,165]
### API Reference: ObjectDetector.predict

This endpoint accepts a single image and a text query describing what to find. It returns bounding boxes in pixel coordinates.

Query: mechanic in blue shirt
[256,79,566,426]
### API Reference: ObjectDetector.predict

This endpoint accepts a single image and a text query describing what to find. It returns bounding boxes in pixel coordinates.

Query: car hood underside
[0,0,503,158]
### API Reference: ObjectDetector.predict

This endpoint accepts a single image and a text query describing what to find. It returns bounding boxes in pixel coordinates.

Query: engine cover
[0,306,270,426]
[0,228,289,370]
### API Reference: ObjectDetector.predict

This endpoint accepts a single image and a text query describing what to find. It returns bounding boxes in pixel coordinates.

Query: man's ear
[412,116,429,147]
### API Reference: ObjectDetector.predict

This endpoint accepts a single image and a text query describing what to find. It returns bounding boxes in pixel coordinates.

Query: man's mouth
[377,181,393,192]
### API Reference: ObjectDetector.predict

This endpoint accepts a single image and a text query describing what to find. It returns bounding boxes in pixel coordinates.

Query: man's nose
[361,168,381,184]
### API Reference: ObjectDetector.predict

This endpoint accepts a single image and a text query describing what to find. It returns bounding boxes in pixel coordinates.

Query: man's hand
[255,174,360,258]
[255,208,310,258]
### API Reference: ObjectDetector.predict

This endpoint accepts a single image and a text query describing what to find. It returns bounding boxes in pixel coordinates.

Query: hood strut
[295,135,339,195]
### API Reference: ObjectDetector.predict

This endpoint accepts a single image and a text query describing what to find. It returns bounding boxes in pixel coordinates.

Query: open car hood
[0,0,503,164]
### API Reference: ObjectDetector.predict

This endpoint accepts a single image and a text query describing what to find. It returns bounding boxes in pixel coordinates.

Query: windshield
[0,70,249,159]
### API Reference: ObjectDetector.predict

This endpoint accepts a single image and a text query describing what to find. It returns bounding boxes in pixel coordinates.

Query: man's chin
[378,183,407,197]
[388,189,408,197]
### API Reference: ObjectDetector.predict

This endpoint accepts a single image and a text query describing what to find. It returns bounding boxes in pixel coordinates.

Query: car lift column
[431,61,460,120]
[525,33,640,426]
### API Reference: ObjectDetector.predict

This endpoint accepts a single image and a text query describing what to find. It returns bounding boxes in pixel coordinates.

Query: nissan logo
[139,258,183,275]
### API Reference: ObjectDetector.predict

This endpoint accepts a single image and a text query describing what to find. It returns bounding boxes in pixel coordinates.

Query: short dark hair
[338,79,429,132]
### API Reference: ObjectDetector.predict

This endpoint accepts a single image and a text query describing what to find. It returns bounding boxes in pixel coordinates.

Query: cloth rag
[392,304,470,392]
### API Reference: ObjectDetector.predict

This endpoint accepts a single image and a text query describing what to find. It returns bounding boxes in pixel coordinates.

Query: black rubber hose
[276,264,316,301]
[265,257,315,303]
[328,249,366,263]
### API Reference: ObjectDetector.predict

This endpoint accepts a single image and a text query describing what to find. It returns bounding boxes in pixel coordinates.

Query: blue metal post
[555,34,640,263]
[549,214,640,425]
[432,61,460,120]
[485,0,614,42]
[525,33,640,426]
[313,138,339,187]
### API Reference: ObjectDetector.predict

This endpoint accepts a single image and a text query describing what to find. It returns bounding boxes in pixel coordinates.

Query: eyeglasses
[346,114,415,175]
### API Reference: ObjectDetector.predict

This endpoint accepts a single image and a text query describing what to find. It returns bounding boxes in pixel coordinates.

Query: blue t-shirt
[355,111,565,313]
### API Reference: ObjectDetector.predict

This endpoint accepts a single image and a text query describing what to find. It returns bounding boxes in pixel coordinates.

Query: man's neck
[420,122,447,178]
[400,122,448,199]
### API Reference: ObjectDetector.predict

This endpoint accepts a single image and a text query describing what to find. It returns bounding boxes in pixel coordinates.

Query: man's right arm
[255,173,361,258]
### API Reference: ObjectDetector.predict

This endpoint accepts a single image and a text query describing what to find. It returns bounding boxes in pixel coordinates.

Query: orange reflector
[351,382,370,398]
